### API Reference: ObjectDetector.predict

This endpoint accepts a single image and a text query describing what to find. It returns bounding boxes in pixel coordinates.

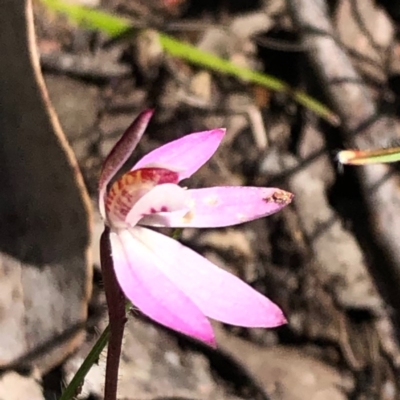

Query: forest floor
[2,0,400,399]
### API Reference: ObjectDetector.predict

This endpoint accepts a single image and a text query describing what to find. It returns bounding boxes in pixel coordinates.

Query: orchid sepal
[99,109,154,218]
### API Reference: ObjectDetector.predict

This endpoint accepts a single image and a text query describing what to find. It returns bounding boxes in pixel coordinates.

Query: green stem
[59,325,110,400]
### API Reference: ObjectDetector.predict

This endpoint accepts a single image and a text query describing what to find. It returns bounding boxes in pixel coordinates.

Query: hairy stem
[100,226,127,400]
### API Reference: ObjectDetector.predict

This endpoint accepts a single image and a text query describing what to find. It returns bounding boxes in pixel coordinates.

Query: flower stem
[100,226,127,400]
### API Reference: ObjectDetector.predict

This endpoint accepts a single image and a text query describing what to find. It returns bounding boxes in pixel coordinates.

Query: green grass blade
[40,0,339,125]
[59,325,110,400]
[158,33,339,124]
[338,147,400,165]
[42,0,130,36]
[59,301,131,400]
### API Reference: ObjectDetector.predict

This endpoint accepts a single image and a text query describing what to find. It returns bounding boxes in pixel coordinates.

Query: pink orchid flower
[99,110,293,346]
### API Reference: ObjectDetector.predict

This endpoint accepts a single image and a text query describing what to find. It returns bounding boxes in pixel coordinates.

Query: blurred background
[1,0,400,399]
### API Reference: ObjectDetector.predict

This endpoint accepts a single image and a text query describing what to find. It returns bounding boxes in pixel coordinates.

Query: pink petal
[110,229,216,345]
[139,186,293,228]
[130,226,286,328]
[132,129,226,181]
[99,110,154,218]
[126,183,190,227]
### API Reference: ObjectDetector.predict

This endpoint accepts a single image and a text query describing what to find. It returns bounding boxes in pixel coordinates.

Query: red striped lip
[105,168,179,224]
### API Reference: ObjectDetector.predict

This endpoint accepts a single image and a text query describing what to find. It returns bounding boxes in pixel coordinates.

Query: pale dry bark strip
[0,0,92,373]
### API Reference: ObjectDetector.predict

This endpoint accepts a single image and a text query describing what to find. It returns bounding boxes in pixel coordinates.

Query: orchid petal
[126,183,190,227]
[99,110,154,218]
[131,226,286,328]
[110,229,216,345]
[140,186,293,228]
[132,129,225,181]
